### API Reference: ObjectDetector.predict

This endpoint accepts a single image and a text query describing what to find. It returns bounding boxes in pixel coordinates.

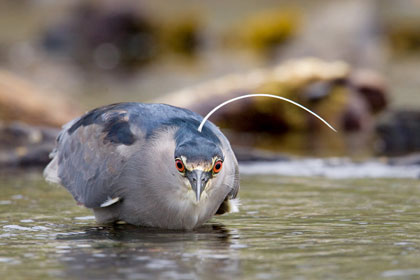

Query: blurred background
[2,2,420,279]
[1,0,420,166]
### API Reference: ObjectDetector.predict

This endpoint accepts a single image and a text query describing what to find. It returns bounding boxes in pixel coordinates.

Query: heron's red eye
[213,160,223,174]
[175,159,185,172]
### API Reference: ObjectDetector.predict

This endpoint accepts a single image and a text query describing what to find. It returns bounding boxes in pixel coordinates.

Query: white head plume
[197,93,337,133]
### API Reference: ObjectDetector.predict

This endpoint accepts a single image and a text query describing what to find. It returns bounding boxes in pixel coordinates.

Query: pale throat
[186,187,210,205]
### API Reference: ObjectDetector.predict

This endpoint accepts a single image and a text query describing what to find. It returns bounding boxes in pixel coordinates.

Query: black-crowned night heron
[44,103,239,230]
[44,95,335,230]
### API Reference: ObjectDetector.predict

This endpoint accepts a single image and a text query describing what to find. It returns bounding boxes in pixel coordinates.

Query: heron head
[174,134,224,203]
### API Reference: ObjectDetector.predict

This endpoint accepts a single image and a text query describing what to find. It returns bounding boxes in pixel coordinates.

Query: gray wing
[44,105,140,208]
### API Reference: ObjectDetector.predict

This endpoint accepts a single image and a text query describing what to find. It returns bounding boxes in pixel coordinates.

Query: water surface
[1,170,420,279]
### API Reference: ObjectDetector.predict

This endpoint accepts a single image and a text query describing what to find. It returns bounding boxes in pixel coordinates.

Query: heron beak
[187,170,210,202]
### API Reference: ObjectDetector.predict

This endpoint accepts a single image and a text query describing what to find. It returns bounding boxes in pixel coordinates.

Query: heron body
[44,103,240,230]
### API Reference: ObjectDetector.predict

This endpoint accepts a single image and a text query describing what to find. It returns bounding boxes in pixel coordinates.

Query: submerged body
[44,103,240,230]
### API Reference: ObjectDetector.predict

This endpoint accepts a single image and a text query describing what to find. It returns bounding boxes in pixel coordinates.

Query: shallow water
[1,170,420,279]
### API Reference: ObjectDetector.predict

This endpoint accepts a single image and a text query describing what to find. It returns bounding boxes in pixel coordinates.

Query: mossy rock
[386,20,420,55]
[159,17,201,56]
[228,9,300,55]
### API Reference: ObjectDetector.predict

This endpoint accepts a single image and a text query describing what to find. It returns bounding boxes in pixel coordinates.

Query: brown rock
[0,70,81,127]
